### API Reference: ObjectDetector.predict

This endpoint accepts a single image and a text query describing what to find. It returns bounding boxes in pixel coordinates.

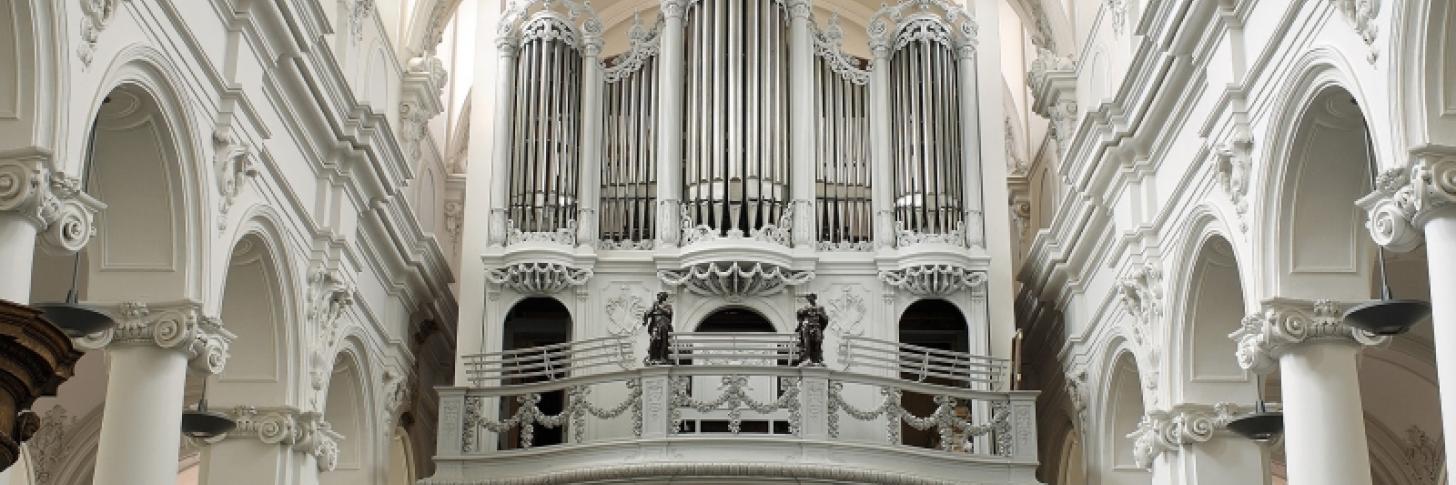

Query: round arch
[1100,350,1150,485]
[898,298,969,354]
[1170,225,1257,404]
[695,306,776,333]
[323,345,375,485]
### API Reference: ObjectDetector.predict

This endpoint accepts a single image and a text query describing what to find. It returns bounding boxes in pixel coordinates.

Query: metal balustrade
[462,335,634,387]
[839,335,1008,390]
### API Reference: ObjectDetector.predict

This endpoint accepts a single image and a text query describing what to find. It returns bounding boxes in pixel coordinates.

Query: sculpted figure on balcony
[797,294,828,366]
[643,292,674,365]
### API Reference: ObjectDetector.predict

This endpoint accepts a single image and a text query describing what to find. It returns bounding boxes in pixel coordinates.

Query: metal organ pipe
[888,19,965,237]
[505,16,586,235]
[680,0,791,237]
[811,19,871,249]
[599,20,661,247]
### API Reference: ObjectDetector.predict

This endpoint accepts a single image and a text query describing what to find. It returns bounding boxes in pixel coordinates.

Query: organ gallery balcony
[427,334,1039,484]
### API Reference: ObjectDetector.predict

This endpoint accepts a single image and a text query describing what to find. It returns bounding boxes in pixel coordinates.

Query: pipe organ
[488,0,987,250]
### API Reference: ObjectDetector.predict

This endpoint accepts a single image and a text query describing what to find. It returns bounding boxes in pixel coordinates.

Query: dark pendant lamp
[181,378,236,439]
[1227,400,1283,443]
[1342,109,1432,335]
[33,100,116,337]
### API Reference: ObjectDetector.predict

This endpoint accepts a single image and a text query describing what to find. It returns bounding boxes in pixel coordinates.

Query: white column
[1230,299,1384,485]
[954,44,984,248]
[786,0,815,248]
[82,301,232,485]
[486,39,520,247]
[576,34,604,248]
[867,44,893,248]
[1358,155,1456,473]
[653,0,686,248]
[0,159,101,303]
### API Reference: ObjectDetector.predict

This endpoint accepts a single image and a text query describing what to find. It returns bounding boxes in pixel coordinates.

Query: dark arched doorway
[500,297,571,449]
[696,307,776,332]
[898,299,970,449]
[682,307,789,435]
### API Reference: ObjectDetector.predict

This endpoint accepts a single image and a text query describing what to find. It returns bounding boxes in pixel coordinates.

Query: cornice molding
[1229,298,1388,374]
[75,301,234,375]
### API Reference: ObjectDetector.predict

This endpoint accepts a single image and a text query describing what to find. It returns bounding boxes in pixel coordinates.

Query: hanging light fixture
[33,101,116,337]
[1227,400,1283,443]
[1343,104,1431,335]
[181,378,236,439]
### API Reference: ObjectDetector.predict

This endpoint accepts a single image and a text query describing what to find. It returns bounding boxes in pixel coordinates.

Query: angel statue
[642,292,674,365]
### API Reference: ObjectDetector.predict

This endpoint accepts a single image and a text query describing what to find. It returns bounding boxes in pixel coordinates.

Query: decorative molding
[876,265,986,296]
[1127,403,1245,469]
[1357,155,1456,253]
[1103,0,1127,36]
[1213,131,1253,231]
[1330,0,1380,62]
[443,199,464,248]
[868,0,978,55]
[680,205,794,248]
[382,369,414,431]
[350,0,375,42]
[894,220,968,248]
[1116,261,1163,353]
[1229,299,1388,374]
[305,265,356,390]
[812,14,870,85]
[485,262,593,295]
[671,376,800,436]
[400,54,449,161]
[658,262,814,301]
[826,381,1009,453]
[1401,425,1443,485]
[77,0,122,66]
[0,159,104,254]
[603,284,650,337]
[602,14,661,83]
[823,286,868,337]
[76,301,234,375]
[212,127,258,230]
[225,406,342,471]
[28,405,73,485]
[1064,369,1089,437]
[506,219,577,247]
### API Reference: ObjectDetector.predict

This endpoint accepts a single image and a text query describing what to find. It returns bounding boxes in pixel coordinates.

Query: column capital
[1229,298,1387,374]
[1127,402,1248,469]
[222,405,342,471]
[659,0,685,19]
[1358,154,1456,252]
[0,158,104,254]
[75,301,235,375]
[785,0,812,18]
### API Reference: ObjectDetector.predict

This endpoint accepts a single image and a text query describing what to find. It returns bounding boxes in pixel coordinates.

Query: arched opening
[1107,353,1149,485]
[212,234,289,403]
[386,428,415,485]
[500,297,571,449]
[898,299,969,449]
[1183,236,1254,400]
[323,355,368,485]
[1056,430,1087,485]
[680,307,788,435]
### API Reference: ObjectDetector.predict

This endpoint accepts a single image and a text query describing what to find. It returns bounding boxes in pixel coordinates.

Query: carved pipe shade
[0,300,84,471]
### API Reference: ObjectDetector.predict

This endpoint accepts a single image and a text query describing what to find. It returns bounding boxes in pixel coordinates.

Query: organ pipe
[888,18,965,236]
[812,19,872,249]
[599,20,662,247]
[508,16,585,234]
[680,0,791,237]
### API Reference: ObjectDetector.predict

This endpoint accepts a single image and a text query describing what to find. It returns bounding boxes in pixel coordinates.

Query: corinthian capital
[226,406,342,471]
[1357,154,1456,252]
[1229,298,1386,374]
[1127,403,1246,469]
[75,301,235,375]
[0,158,105,254]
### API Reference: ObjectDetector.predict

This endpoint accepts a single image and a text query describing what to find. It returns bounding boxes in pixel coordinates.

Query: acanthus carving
[506,219,577,247]
[350,0,375,42]
[1357,156,1456,253]
[1064,370,1089,436]
[78,0,121,66]
[602,14,661,83]
[1127,403,1244,469]
[1103,0,1127,36]
[680,205,794,247]
[28,405,72,485]
[658,262,814,301]
[0,159,103,254]
[1117,262,1163,352]
[76,301,234,375]
[1402,425,1443,485]
[1330,0,1380,63]
[895,220,967,248]
[227,406,343,471]
[382,369,414,431]
[306,265,356,391]
[1229,299,1388,374]
[213,127,258,230]
[868,0,978,56]
[877,265,986,296]
[812,14,870,85]
[1214,130,1253,231]
[443,199,464,248]
[486,262,593,295]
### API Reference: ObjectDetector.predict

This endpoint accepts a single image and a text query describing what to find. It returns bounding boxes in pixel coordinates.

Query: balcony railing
[435,335,1037,484]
